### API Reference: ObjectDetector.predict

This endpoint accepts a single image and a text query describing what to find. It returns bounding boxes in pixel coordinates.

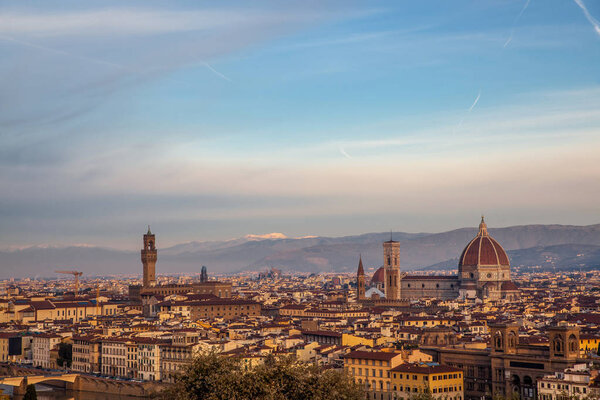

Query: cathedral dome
[370,267,385,285]
[458,217,510,267]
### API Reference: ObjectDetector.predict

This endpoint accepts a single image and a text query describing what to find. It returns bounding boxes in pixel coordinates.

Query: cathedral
[357,217,520,302]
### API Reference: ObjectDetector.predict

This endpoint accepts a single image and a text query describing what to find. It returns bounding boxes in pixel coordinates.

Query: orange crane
[55,270,83,295]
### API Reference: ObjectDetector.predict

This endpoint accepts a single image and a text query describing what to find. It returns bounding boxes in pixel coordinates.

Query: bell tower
[356,256,366,301]
[549,325,580,360]
[141,226,157,287]
[383,235,400,300]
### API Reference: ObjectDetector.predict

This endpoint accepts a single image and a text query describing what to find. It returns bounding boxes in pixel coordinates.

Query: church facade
[357,217,520,302]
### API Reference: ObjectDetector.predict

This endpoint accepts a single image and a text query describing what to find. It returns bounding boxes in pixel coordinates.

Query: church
[357,217,520,302]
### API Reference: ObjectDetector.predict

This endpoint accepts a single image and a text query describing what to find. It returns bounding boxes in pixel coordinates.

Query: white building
[538,364,599,400]
[32,333,62,368]
[101,337,129,378]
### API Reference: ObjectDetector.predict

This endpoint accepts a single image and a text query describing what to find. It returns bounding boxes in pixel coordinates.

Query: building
[345,350,405,397]
[538,364,599,400]
[31,333,62,369]
[128,229,233,303]
[423,323,586,400]
[136,337,165,382]
[101,337,129,378]
[390,363,464,400]
[72,335,101,374]
[160,332,203,383]
[357,217,520,302]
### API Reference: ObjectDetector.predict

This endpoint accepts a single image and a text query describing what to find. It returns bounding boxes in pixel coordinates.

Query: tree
[160,351,363,400]
[23,384,37,400]
[57,342,72,368]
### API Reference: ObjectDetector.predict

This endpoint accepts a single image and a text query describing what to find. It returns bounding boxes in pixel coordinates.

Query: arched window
[508,332,516,348]
[568,334,578,353]
[554,336,564,353]
[495,332,503,350]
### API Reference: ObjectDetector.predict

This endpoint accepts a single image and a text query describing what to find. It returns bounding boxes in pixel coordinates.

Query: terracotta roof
[458,218,509,267]
[391,363,462,374]
[345,350,401,361]
[371,267,385,284]
[402,275,459,280]
[501,281,519,291]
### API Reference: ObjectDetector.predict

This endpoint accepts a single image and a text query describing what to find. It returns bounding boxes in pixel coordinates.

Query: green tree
[23,384,37,400]
[57,342,72,368]
[160,351,363,400]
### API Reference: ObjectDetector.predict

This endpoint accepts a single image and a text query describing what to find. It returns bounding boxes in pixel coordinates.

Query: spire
[390,230,393,242]
[478,215,488,236]
[147,225,152,235]
[357,255,364,276]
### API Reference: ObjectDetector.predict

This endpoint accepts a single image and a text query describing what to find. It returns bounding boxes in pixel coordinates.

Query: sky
[1,0,600,250]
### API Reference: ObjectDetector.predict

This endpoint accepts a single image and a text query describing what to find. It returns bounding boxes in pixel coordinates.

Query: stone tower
[548,325,580,360]
[489,322,519,355]
[383,236,400,300]
[356,256,365,301]
[141,226,157,287]
[200,266,208,283]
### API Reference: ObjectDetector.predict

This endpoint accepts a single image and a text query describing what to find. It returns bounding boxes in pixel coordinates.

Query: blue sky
[1,0,600,249]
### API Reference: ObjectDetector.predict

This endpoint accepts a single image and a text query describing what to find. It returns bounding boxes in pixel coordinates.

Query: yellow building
[345,350,404,395]
[580,334,600,354]
[390,363,464,400]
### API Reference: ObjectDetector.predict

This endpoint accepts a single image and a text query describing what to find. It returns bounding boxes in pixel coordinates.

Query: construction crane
[55,270,83,295]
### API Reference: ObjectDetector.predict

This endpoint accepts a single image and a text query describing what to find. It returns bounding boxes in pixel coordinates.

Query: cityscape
[1,1,600,399]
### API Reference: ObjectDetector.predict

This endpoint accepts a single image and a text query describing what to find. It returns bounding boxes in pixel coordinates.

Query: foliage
[23,384,37,400]
[408,392,435,400]
[160,351,363,400]
[57,342,72,368]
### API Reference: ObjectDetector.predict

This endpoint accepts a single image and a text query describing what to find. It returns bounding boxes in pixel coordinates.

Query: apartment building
[390,363,464,400]
[72,335,101,374]
[136,337,165,381]
[538,364,599,400]
[32,333,62,368]
[101,337,129,378]
[345,351,405,396]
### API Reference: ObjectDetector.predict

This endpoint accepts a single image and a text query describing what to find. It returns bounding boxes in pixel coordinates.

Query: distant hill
[1,224,599,278]
[422,244,600,272]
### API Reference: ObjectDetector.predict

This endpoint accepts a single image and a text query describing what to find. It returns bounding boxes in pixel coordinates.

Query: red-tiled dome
[458,217,510,267]
[501,281,519,291]
[370,267,385,284]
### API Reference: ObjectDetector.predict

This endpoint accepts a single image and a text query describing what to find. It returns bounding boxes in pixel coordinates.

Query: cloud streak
[203,62,233,82]
[504,0,531,47]
[573,0,600,37]
[339,147,352,159]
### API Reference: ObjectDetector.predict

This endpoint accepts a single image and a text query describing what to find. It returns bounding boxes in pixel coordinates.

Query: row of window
[348,359,390,367]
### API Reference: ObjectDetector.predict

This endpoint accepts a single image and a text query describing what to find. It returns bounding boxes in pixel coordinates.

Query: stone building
[356,217,520,302]
[422,323,585,400]
[128,229,233,303]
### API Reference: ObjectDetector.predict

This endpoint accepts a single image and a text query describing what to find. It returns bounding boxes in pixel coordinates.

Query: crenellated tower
[141,226,157,287]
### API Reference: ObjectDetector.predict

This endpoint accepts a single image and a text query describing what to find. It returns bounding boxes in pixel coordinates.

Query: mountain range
[2,224,600,279]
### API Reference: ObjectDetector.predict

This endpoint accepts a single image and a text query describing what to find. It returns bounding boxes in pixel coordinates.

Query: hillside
[1,224,599,278]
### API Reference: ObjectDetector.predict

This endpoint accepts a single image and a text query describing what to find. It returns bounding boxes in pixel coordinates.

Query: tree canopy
[160,352,364,400]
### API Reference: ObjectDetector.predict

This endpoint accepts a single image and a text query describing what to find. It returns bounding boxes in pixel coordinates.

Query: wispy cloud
[573,0,600,37]
[203,62,233,82]
[454,90,481,132]
[504,0,532,47]
[468,91,481,112]
[339,147,352,159]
